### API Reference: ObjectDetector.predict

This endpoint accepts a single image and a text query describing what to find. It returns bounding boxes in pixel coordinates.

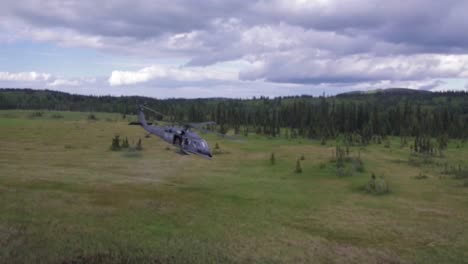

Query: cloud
[4,1,468,56]
[0,71,51,82]
[418,80,446,91]
[240,54,468,84]
[1,0,468,96]
[47,79,80,87]
[108,64,237,86]
[0,71,98,89]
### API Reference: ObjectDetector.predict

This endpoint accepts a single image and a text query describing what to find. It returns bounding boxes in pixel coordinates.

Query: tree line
[1,88,467,140]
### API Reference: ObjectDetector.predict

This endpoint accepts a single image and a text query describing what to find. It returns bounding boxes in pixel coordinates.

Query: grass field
[1,110,467,263]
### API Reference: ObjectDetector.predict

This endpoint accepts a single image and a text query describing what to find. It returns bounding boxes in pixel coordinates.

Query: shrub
[384,139,391,148]
[336,165,354,177]
[111,135,121,151]
[136,138,143,151]
[88,113,97,120]
[366,173,389,194]
[335,145,347,168]
[300,154,305,160]
[215,143,220,150]
[29,111,43,118]
[320,137,327,145]
[319,162,326,169]
[122,137,129,148]
[408,154,433,167]
[295,159,302,173]
[454,165,468,179]
[270,153,276,165]
[353,157,365,172]
[415,171,428,180]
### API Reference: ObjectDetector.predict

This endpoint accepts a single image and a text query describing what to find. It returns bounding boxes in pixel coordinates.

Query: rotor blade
[188,121,217,129]
[198,128,244,141]
[140,105,172,120]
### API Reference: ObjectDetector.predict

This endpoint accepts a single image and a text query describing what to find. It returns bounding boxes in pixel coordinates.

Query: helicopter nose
[197,148,212,158]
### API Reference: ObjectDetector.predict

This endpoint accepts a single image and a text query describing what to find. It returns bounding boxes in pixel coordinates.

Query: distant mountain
[338,88,432,97]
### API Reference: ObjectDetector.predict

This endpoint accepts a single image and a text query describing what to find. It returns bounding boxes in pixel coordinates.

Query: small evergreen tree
[320,137,327,145]
[122,137,129,148]
[88,113,97,120]
[111,135,121,151]
[136,138,143,151]
[384,139,391,148]
[295,159,302,173]
[270,152,276,165]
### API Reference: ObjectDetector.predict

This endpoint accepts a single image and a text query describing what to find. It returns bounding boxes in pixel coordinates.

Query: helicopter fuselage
[138,108,212,158]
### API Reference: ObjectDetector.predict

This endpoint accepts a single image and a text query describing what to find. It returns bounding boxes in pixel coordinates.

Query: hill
[337,87,432,96]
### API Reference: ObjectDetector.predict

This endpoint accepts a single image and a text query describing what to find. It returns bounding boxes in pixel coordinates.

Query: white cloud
[0,71,51,82]
[47,79,80,87]
[240,54,468,84]
[0,71,100,89]
[108,64,237,86]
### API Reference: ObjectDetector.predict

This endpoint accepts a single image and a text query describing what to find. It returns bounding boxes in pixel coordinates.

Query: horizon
[4,87,468,101]
[1,1,468,98]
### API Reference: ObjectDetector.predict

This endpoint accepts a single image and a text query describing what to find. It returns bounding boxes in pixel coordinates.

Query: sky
[1,0,468,98]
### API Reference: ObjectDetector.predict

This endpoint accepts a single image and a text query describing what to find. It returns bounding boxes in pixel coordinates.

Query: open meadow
[1,110,467,263]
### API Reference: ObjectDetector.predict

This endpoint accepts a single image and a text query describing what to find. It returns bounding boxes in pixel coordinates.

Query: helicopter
[133,105,226,159]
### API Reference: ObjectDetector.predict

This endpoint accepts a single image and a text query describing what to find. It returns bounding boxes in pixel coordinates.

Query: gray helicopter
[135,105,218,159]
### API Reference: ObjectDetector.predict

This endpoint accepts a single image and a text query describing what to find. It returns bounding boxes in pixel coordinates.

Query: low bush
[111,135,121,151]
[366,173,390,194]
[320,137,327,145]
[336,165,354,177]
[408,154,433,167]
[51,113,64,119]
[88,113,98,120]
[29,111,43,118]
[454,165,468,179]
[136,138,143,151]
[121,137,129,148]
[353,157,365,172]
[319,162,326,169]
[414,171,428,180]
[384,139,391,148]
[295,159,302,174]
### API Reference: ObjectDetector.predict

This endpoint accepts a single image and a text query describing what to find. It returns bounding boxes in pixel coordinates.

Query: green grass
[1,110,467,263]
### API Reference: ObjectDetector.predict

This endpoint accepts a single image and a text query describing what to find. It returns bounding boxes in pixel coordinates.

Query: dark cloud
[5,0,468,52]
[7,0,247,39]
